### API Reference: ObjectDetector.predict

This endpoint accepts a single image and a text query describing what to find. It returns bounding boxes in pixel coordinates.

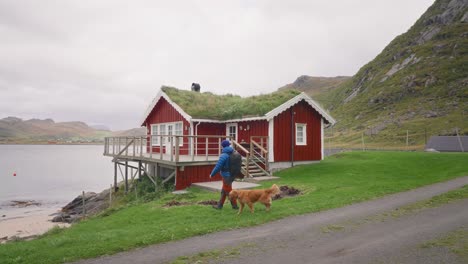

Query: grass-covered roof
[162,86,301,120]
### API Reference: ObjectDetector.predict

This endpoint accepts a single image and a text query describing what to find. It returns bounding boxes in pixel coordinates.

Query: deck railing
[104,135,240,163]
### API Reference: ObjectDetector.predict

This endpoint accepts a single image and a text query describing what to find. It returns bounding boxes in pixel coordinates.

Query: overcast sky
[0,0,434,130]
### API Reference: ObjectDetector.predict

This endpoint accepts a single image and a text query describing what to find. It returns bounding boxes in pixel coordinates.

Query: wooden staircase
[242,157,270,178]
[232,136,271,179]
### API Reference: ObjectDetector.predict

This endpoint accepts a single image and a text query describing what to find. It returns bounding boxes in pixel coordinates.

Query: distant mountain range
[0,117,145,143]
[280,0,468,148]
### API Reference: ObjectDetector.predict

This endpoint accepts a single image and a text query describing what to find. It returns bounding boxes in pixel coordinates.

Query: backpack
[229,150,243,179]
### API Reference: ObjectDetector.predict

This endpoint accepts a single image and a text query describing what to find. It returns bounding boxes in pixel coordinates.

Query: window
[160,124,166,144]
[296,123,307,145]
[175,122,183,146]
[226,123,237,141]
[151,125,159,146]
[150,122,183,146]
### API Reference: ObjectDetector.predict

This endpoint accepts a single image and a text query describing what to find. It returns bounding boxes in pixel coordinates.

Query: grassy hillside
[278,75,350,97]
[1,151,467,263]
[298,0,467,148]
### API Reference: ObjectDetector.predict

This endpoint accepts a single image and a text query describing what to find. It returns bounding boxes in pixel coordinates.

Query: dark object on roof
[191,83,200,92]
[425,136,467,152]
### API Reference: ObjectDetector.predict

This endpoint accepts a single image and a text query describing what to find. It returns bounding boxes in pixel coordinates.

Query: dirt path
[73,176,468,264]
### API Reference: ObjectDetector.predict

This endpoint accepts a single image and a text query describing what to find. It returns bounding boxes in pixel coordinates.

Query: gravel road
[74,176,468,264]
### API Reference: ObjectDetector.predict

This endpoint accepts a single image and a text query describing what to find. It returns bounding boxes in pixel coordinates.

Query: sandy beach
[0,205,70,243]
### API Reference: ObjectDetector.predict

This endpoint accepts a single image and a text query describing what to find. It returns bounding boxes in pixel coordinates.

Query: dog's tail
[266,184,280,195]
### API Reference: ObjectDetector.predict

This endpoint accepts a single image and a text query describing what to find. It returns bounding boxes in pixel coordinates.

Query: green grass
[1,151,467,264]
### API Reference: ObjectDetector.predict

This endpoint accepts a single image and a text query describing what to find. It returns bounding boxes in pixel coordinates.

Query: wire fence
[323,126,467,153]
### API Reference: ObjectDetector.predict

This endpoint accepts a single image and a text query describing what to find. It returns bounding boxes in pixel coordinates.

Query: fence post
[82,191,86,216]
[205,137,208,161]
[406,130,409,150]
[361,133,365,151]
[175,136,180,162]
[109,184,112,207]
[456,128,465,152]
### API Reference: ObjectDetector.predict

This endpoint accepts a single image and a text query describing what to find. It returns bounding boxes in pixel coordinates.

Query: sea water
[0,145,113,219]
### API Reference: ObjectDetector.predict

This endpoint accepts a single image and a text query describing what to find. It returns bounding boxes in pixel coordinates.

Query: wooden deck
[103,135,230,166]
[103,152,220,166]
[103,135,271,191]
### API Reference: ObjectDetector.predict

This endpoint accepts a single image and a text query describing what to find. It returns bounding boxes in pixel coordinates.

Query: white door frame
[226,123,238,142]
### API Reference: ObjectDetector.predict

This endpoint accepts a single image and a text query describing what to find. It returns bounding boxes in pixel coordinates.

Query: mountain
[306,0,467,148]
[111,127,146,137]
[0,117,145,144]
[278,75,350,97]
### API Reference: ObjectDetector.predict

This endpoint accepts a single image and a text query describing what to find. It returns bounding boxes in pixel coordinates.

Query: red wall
[145,98,190,154]
[195,123,225,155]
[237,120,268,144]
[273,100,322,162]
[175,165,221,190]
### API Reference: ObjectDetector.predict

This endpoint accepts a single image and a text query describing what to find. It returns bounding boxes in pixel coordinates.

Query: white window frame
[150,122,184,147]
[226,123,238,142]
[295,123,307,146]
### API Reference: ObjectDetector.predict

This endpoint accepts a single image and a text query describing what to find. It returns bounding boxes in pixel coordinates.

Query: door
[166,124,174,152]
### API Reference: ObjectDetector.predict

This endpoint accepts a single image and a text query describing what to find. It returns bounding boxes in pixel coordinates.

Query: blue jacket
[210,146,234,178]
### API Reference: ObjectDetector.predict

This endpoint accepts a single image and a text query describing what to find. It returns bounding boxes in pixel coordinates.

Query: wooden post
[125,161,128,193]
[149,135,153,159]
[114,162,118,192]
[140,137,143,157]
[133,137,136,157]
[218,137,221,156]
[175,136,180,162]
[361,133,365,151]
[154,163,159,191]
[125,137,129,156]
[109,184,112,206]
[456,128,464,152]
[82,191,86,216]
[138,161,142,179]
[205,138,208,161]
[246,154,250,178]
[104,138,107,155]
[160,136,163,160]
[406,130,409,150]
[170,136,174,162]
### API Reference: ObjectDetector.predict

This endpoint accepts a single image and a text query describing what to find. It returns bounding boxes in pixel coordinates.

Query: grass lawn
[1,151,467,264]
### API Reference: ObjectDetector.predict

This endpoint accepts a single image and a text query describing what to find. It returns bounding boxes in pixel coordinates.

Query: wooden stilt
[138,161,142,179]
[125,161,128,193]
[154,163,159,191]
[114,162,118,192]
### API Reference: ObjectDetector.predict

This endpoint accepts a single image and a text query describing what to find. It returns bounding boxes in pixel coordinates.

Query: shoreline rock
[53,188,111,223]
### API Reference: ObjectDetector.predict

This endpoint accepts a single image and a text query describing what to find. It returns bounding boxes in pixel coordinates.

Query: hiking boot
[212,204,223,210]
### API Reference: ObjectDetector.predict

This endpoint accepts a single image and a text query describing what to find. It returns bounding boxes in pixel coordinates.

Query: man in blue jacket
[209,140,239,210]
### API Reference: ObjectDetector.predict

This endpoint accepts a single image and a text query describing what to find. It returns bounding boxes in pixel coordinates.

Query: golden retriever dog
[229,184,280,214]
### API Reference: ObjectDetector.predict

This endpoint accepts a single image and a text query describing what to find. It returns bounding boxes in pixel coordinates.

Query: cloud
[0,0,434,130]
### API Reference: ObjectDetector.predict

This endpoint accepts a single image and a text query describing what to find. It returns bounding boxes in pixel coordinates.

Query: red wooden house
[104,86,335,190]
